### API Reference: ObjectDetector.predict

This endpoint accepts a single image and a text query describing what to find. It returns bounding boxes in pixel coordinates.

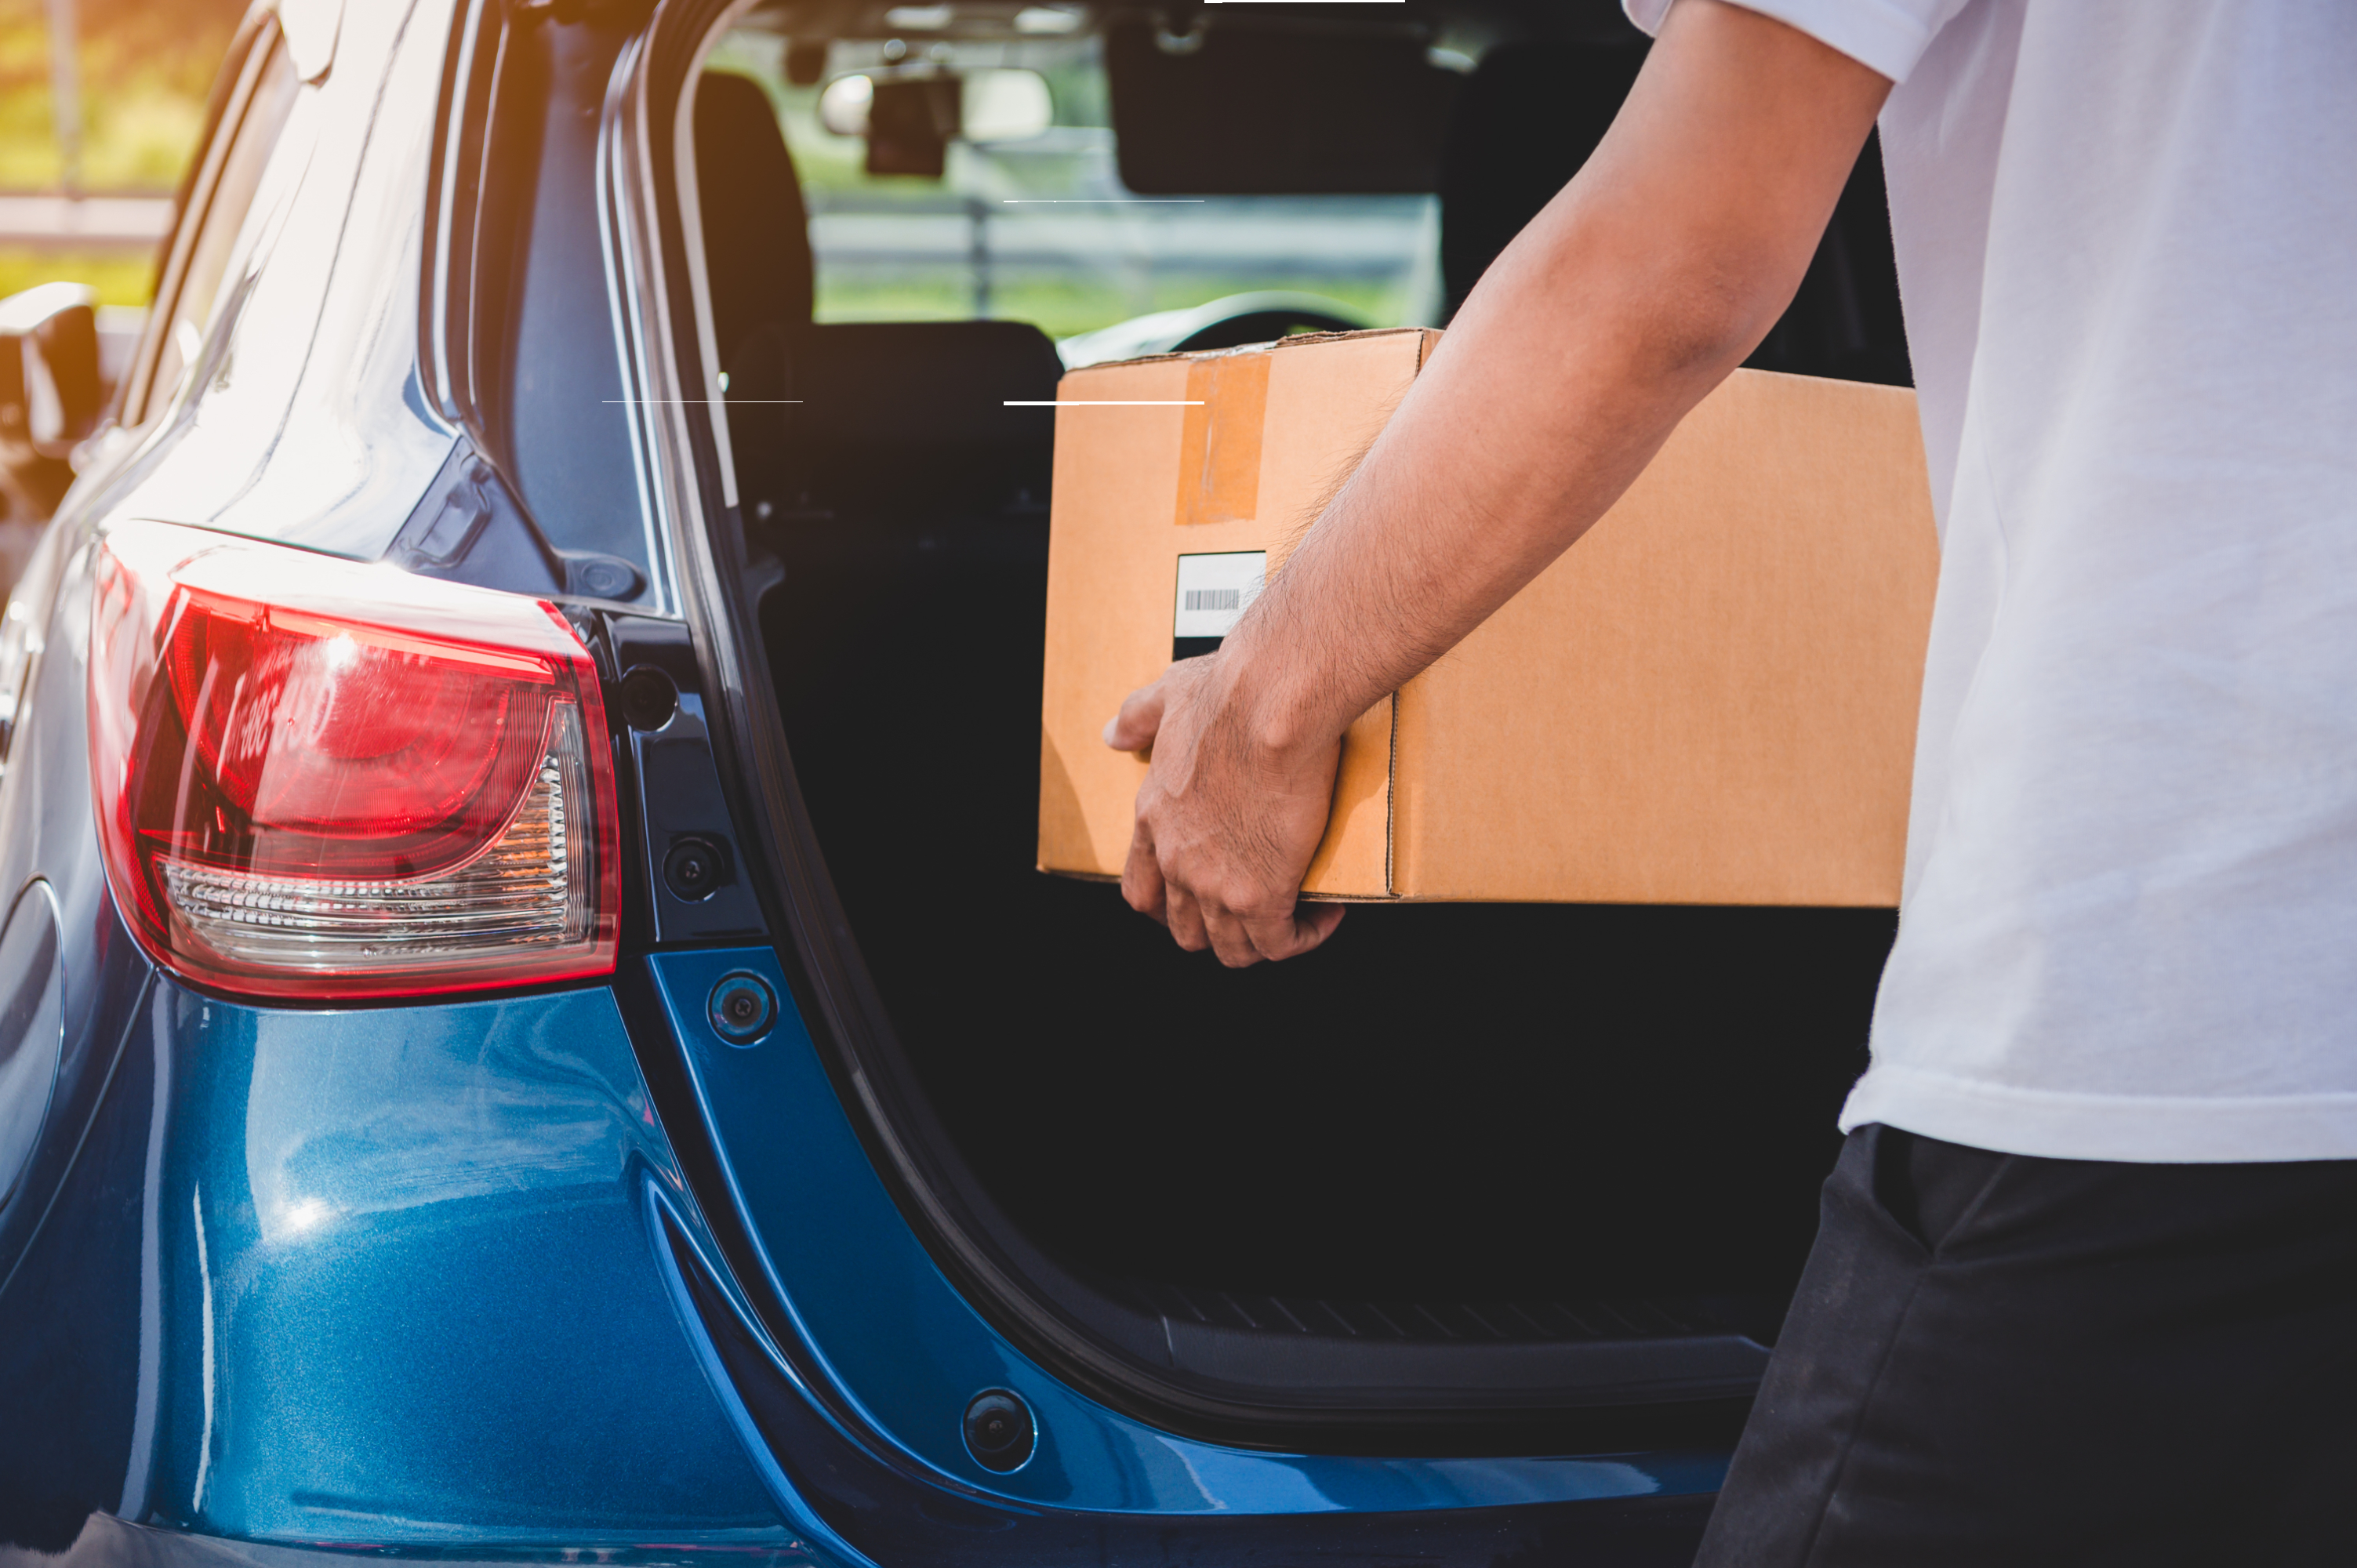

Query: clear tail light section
[89,520,620,1000]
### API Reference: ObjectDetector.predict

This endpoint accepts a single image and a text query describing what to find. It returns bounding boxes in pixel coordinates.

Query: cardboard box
[1037,328,1939,906]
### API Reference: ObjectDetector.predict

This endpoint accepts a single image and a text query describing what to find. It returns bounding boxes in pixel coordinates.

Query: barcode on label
[1173,552,1267,640]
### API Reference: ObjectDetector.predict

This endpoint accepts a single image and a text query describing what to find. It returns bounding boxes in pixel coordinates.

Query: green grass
[818,269,1414,340]
[0,247,155,306]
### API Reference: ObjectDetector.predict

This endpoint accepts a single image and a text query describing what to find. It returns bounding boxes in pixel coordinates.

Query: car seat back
[694,71,814,374]
[726,320,1062,515]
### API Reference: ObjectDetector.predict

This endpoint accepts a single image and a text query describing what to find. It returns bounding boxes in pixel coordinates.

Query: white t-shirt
[1623,0,2357,1161]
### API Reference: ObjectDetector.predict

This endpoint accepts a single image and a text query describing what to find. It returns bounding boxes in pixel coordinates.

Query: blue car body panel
[0,974,801,1549]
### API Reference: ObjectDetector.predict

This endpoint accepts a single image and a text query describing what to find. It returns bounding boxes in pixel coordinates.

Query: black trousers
[1696,1123,2357,1567]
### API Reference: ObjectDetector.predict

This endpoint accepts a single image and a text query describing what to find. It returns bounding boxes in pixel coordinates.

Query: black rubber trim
[658,1203,1723,1566]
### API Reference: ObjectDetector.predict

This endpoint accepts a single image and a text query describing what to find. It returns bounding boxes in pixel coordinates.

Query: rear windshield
[706,27,1440,347]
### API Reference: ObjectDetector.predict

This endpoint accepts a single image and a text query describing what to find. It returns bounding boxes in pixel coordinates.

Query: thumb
[1246,900,1348,964]
[1104,677,1168,753]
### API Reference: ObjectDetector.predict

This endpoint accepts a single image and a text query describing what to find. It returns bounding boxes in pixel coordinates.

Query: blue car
[0,0,1911,1560]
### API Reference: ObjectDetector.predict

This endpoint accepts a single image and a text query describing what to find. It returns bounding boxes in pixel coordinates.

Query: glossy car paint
[0,884,65,1213]
[12,982,788,1544]
[0,0,1745,1558]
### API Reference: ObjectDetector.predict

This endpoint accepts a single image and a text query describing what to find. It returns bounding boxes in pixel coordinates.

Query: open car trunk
[713,319,1895,1452]
[684,1,1912,1453]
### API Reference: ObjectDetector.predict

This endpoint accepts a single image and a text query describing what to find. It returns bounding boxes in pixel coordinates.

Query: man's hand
[1104,0,1890,963]
[1106,653,1348,967]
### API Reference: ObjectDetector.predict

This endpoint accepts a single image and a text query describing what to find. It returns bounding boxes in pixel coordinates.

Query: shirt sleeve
[1622,0,1967,84]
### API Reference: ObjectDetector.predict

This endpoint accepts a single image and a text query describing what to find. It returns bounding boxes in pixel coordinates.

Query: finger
[1103,677,1168,753]
[1245,900,1348,964]
[1163,882,1211,953]
[1200,901,1266,969]
[1121,818,1168,924]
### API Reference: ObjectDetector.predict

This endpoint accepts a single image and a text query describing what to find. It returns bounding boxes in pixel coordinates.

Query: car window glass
[703,30,1441,350]
[141,39,304,422]
[466,14,664,604]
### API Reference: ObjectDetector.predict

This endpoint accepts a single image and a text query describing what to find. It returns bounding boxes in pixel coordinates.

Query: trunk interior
[718,318,1895,1446]
[689,20,1910,1447]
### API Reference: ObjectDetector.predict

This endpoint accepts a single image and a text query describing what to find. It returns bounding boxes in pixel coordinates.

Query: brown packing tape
[1175,354,1270,528]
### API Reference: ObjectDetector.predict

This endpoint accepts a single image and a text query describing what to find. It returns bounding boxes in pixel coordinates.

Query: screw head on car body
[663,837,723,901]
[962,1388,1036,1472]
[708,971,775,1046]
[619,666,678,731]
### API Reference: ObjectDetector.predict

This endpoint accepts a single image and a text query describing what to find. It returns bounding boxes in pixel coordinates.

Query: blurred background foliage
[1,6,1433,330]
[1,0,245,303]
[0,0,244,189]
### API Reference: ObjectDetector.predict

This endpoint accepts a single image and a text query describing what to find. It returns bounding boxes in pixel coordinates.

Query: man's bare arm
[1108,0,1893,967]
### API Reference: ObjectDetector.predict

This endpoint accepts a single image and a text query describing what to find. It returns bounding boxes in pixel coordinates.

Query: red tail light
[89,521,620,1000]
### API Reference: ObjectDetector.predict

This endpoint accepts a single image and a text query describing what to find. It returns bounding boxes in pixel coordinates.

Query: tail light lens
[89,521,620,1000]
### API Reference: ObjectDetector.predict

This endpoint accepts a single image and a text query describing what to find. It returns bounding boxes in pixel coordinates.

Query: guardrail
[805,190,1436,317]
[0,194,173,255]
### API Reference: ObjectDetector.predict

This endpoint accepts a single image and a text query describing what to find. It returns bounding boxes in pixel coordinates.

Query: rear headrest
[695,72,813,372]
[727,321,1064,512]
[1436,42,1648,320]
